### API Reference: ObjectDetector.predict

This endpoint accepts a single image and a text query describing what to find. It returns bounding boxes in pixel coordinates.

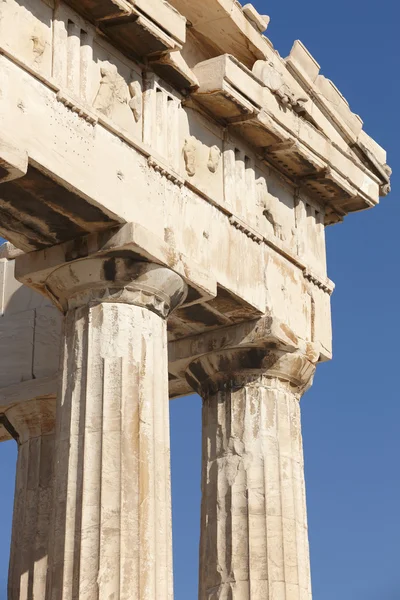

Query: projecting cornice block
[64,0,186,56]
[192,54,263,119]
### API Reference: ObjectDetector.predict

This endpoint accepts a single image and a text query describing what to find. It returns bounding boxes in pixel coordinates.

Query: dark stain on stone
[264,315,274,330]
[103,258,117,281]
[0,166,118,250]
[218,353,233,373]
[170,287,186,311]
[0,165,9,180]
[188,360,209,385]
[185,373,199,394]
[179,304,226,327]
[0,203,47,250]
[0,414,20,445]
[184,286,202,305]
[106,250,148,264]
[247,348,264,368]
[65,236,89,262]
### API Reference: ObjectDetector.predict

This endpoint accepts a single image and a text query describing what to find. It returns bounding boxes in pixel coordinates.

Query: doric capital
[1,396,56,445]
[186,347,316,398]
[44,257,188,317]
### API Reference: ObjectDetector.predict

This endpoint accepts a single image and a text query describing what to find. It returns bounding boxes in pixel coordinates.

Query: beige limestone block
[0,310,35,386]
[187,349,316,600]
[0,252,63,389]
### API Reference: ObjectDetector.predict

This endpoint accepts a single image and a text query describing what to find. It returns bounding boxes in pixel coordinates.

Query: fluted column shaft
[41,258,187,600]
[187,349,316,600]
[6,396,56,600]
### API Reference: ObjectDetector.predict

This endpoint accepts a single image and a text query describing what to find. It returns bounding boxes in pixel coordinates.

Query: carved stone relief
[257,178,284,241]
[93,65,128,117]
[183,139,221,177]
[0,0,53,76]
[128,81,142,123]
[207,145,221,173]
[183,136,197,176]
[31,32,46,66]
[90,54,143,137]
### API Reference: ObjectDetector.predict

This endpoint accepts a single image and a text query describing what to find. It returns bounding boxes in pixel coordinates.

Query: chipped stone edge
[0,242,24,260]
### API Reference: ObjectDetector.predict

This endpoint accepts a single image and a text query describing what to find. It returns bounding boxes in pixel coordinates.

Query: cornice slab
[131,0,187,45]
[286,41,363,141]
[57,0,189,89]
[0,158,122,253]
[150,51,199,90]
[192,55,262,119]
[190,54,383,222]
[64,0,186,56]
[62,0,131,22]
[168,0,272,68]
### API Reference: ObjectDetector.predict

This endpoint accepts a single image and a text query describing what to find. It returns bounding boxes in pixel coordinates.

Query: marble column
[186,348,316,600]
[42,258,187,600]
[5,396,56,600]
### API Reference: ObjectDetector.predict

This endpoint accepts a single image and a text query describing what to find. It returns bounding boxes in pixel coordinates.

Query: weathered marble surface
[41,259,185,599]
[0,0,391,598]
[188,349,316,599]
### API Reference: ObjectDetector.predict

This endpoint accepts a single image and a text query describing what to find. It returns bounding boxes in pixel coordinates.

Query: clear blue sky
[0,1,398,599]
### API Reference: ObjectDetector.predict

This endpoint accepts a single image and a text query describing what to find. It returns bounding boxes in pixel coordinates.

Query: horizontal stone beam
[15,222,217,309]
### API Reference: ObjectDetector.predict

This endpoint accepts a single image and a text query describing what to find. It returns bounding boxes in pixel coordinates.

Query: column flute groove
[36,257,188,600]
[187,348,316,600]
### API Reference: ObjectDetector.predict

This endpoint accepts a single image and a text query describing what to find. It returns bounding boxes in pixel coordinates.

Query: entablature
[0,39,328,281]
[191,53,389,225]
[0,39,333,311]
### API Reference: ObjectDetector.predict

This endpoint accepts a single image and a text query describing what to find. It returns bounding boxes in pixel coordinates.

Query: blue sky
[0,1,399,599]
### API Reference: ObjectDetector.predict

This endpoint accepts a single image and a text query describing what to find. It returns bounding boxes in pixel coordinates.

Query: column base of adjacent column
[6,397,56,600]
